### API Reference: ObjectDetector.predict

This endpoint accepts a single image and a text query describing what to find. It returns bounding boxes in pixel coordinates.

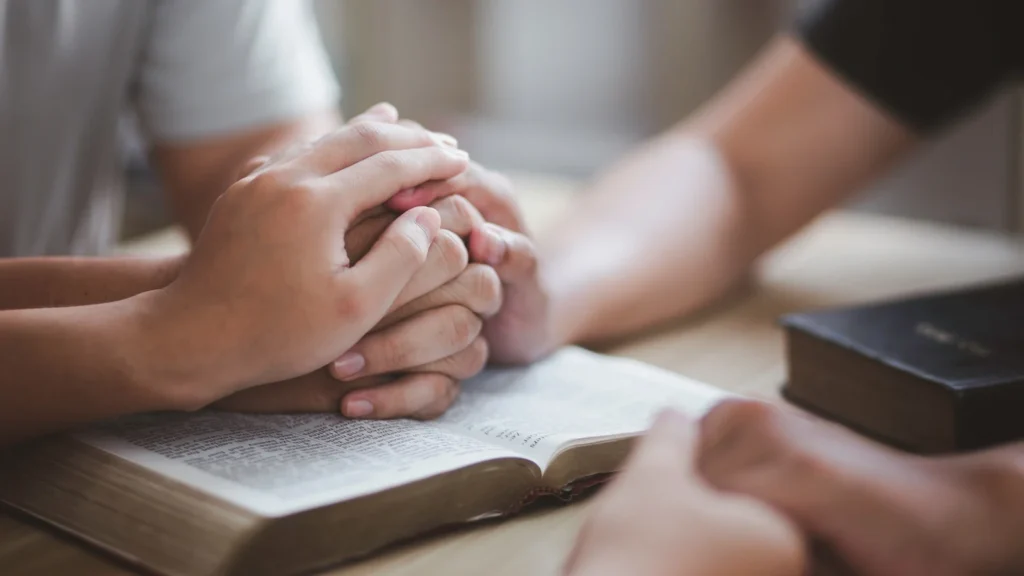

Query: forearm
[0,256,181,311]
[0,295,176,446]
[542,36,913,347]
[540,134,752,347]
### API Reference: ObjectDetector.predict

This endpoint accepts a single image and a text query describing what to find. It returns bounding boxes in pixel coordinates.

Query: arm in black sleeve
[797,0,1021,134]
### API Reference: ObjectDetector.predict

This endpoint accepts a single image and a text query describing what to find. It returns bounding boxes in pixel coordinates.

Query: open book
[0,348,726,576]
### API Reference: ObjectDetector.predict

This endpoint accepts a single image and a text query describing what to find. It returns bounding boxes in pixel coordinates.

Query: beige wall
[856,91,1020,231]
[314,0,477,127]
[315,0,1023,232]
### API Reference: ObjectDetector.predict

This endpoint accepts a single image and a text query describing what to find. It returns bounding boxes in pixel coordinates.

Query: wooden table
[4,174,1024,575]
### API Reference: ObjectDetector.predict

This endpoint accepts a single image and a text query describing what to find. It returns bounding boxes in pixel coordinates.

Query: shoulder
[794,0,1019,133]
[136,0,340,143]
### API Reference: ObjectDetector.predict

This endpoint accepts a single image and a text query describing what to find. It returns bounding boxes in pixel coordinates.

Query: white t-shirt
[0,0,340,256]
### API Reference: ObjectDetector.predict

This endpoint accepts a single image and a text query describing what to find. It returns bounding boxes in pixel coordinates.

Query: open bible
[0,348,726,576]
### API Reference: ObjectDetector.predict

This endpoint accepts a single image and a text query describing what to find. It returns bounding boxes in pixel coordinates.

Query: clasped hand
[194,103,549,419]
[566,398,1024,576]
[140,103,481,414]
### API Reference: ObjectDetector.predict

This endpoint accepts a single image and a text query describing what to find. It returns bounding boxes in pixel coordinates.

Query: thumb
[344,207,440,331]
[626,408,698,475]
[469,223,536,283]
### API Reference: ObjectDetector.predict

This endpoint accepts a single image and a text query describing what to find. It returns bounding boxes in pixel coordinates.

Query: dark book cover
[780,277,1024,454]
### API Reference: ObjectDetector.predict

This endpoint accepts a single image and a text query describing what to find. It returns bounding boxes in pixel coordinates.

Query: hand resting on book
[149,120,472,408]
[0,114,474,445]
[188,106,541,421]
[205,105,516,420]
[213,194,504,419]
[389,160,554,365]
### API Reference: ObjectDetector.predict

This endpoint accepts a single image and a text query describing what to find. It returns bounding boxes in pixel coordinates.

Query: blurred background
[125,0,1024,238]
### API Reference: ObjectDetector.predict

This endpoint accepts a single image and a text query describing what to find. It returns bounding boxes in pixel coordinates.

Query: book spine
[959,380,1024,450]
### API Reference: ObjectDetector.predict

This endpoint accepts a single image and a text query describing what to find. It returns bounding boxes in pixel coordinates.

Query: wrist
[117,288,226,411]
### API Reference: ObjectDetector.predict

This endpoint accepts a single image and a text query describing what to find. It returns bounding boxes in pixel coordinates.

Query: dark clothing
[797,0,1023,133]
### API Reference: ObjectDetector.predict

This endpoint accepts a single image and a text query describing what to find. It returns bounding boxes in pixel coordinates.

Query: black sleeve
[797,0,1021,134]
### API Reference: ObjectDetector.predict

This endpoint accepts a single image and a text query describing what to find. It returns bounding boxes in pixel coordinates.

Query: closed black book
[780,278,1024,454]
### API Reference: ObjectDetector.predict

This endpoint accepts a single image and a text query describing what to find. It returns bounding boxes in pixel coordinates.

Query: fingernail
[332,352,365,380]
[484,224,506,266]
[443,148,469,160]
[344,399,374,418]
[395,187,418,199]
[430,131,458,148]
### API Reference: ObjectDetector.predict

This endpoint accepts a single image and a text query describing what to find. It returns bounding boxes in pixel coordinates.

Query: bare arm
[0,295,173,445]
[0,256,181,311]
[151,109,341,239]
[0,257,182,443]
[541,36,916,347]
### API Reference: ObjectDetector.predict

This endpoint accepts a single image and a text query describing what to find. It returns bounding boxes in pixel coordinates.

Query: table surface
[5,174,1024,575]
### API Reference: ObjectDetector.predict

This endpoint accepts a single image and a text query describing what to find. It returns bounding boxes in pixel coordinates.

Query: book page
[76,413,522,517]
[74,348,724,516]
[435,347,728,468]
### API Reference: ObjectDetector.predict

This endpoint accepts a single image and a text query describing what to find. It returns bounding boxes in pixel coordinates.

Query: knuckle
[731,400,782,436]
[246,167,294,195]
[698,400,765,470]
[441,338,489,379]
[383,227,430,266]
[372,149,408,174]
[283,181,321,209]
[350,121,388,150]
[436,230,469,273]
[429,377,452,402]
[235,169,319,215]
[373,333,410,370]
[308,382,343,412]
[702,399,773,441]
[411,404,445,421]
[461,337,489,377]
[413,380,460,421]
[447,195,480,230]
[238,155,269,179]
[701,400,814,480]
[510,236,539,275]
[448,306,483,348]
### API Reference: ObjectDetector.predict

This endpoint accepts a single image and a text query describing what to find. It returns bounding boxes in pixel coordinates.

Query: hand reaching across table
[697,399,1024,576]
[564,409,806,576]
